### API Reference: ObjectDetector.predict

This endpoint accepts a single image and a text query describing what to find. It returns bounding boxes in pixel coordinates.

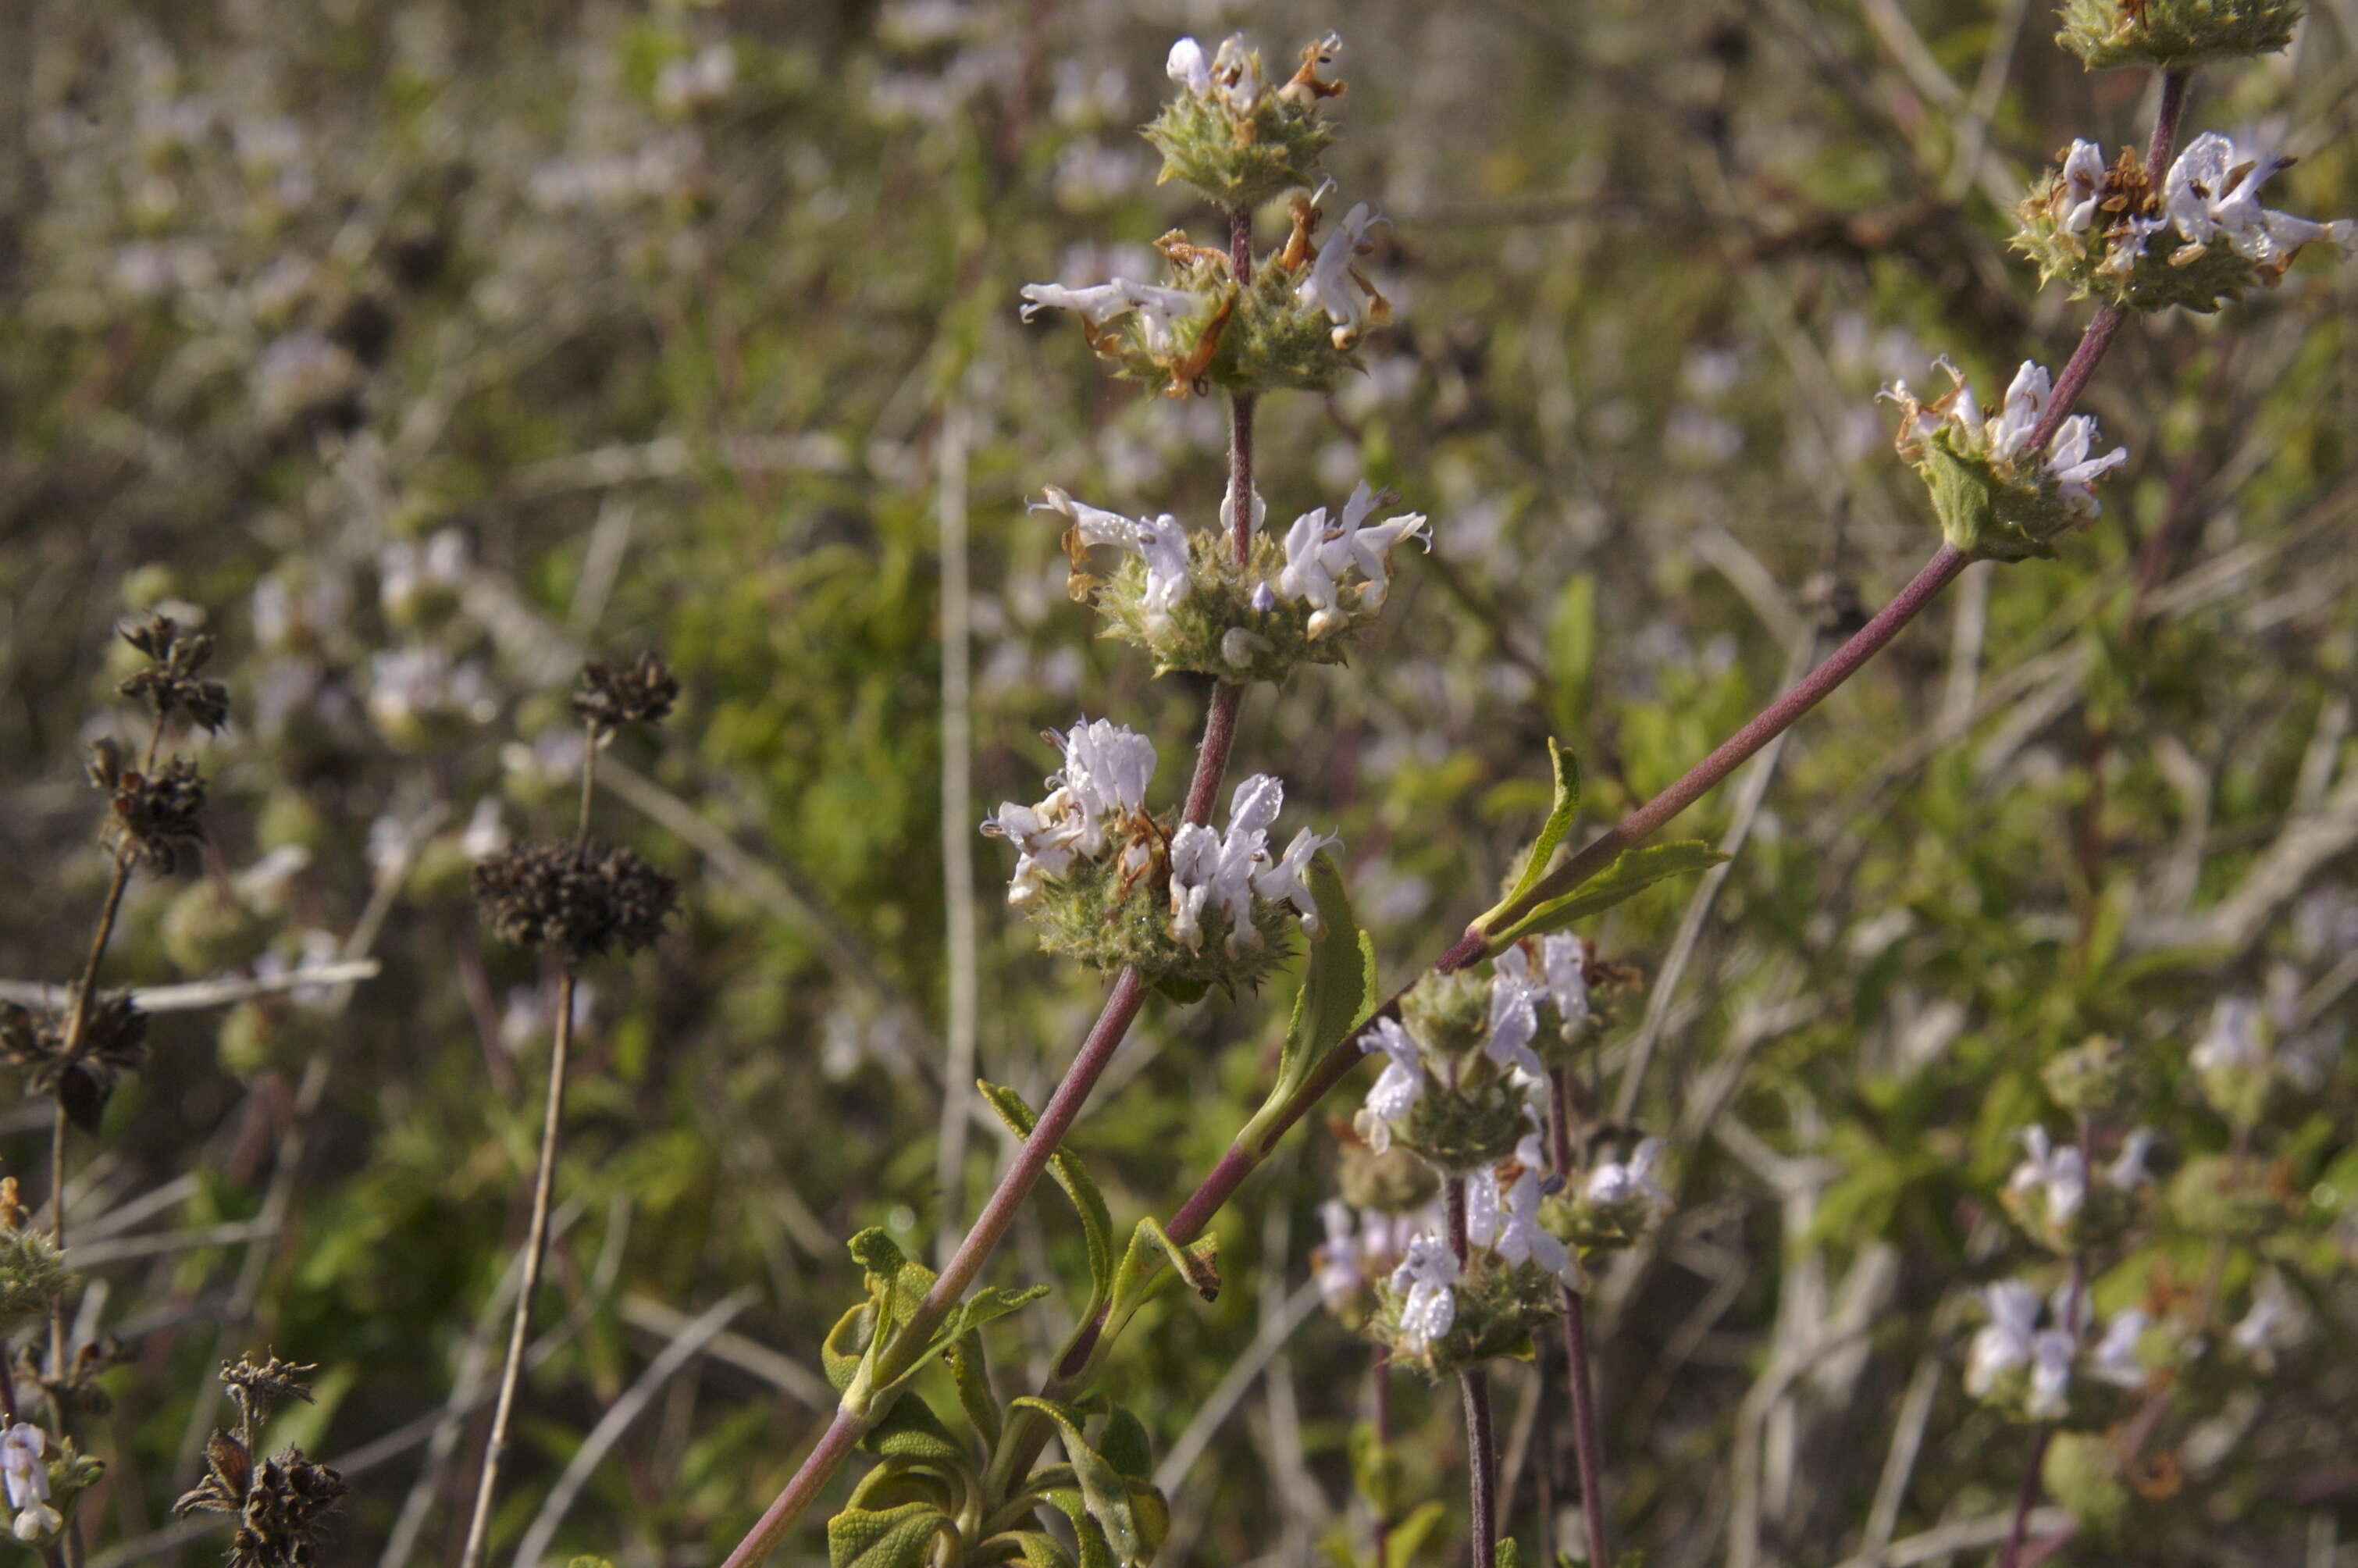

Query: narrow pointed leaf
[1010,1398,1146,1566]
[946,1328,1001,1452]
[1489,839,1728,946]
[1242,852,1374,1151]
[980,1079,1116,1314]
[1478,739,1580,935]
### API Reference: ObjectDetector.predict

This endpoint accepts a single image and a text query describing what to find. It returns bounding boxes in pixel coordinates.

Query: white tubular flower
[1466,1161,1505,1249]
[2089,1311,2150,1388]
[1126,283,1212,355]
[2165,131,2357,269]
[1056,717,1158,829]
[2061,138,2108,233]
[1296,202,1387,344]
[1035,487,1195,630]
[2192,995,2265,1074]
[981,800,1083,904]
[2096,215,2168,278]
[1018,280,1138,326]
[1492,1134,1578,1283]
[1254,825,1340,934]
[2010,1126,2089,1224]
[1390,1232,1460,1352]
[1019,279,1208,355]
[1539,933,1590,1035]
[2028,1327,2077,1419]
[2046,415,2128,515]
[2,1424,47,1513]
[1166,36,1212,98]
[2107,1128,2155,1190]
[1315,1199,1362,1308]
[1357,1017,1425,1154]
[1209,34,1261,112]
[1318,480,1429,609]
[1967,1281,2042,1395]
[1277,507,1344,634]
[1168,774,1280,953]
[2230,1276,2293,1356]
[1167,821,1221,949]
[1987,360,2050,462]
[1485,949,1545,1080]
[1586,1139,1668,1210]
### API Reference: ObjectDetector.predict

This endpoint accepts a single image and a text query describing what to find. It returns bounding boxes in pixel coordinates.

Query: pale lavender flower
[2089,1311,2149,1388]
[1295,202,1386,346]
[1034,488,1192,632]
[1390,1232,1459,1352]
[2060,139,2108,233]
[1966,1280,2042,1397]
[2009,1125,2088,1224]
[2107,1128,2155,1190]
[1586,1139,1668,1210]
[2164,132,2356,270]
[1356,1017,1424,1155]
[1484,949,1545,1080]
[1166,37,1212,98]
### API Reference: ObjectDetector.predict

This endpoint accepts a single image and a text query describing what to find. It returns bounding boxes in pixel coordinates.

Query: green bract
[1910,436,2079,563]
[1388,1073,1528,1176]
[2056,0,2299,68]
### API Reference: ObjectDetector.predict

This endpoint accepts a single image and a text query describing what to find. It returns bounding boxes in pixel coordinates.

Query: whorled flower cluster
[2014,132,2356,312]
[1038,479,1428,680]
[1354,934,1590,1163]
[1966,1281,2150,1424]
[2000,1124,2153,1252]
[980,720,1338,992]
[1020,35,1391,397]
[1345,941,1668,1375]
[1883,357,2128,561]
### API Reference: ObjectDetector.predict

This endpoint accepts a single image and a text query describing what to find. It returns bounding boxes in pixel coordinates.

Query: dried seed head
[175,1430,347,1568]
[2,994,150,1135]
[472,842,678,961]
[570,650,679,732]
[101,755,209,873]
[219,1355,318,1429]
[118,614,233,732]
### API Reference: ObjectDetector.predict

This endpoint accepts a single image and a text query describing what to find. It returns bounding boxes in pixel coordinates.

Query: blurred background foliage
[1,0,2355,1563]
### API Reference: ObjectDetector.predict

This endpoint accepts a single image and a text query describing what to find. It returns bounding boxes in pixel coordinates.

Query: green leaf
[1385,1502,1450,1568]
[1486,839,1727,946]
[1009,1399,1152,1566]
[1031,1469,1117,1568]
[1547,574,1598,739]
[1003,1531,1079,1568]
[826,1502,950,1568]
[946,1327,1001,1452]
[568,1559,618,1568]
[1494,1541,1526,1568]
[862,1392,967,1467]
[1106,1216,1219,1333]
[979,1080,1116,1316]
[1095,1405,1152,1484]
[1477,739,1581,935]
[1241,852,1375,1152]
[1348,1419,1402,1516]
